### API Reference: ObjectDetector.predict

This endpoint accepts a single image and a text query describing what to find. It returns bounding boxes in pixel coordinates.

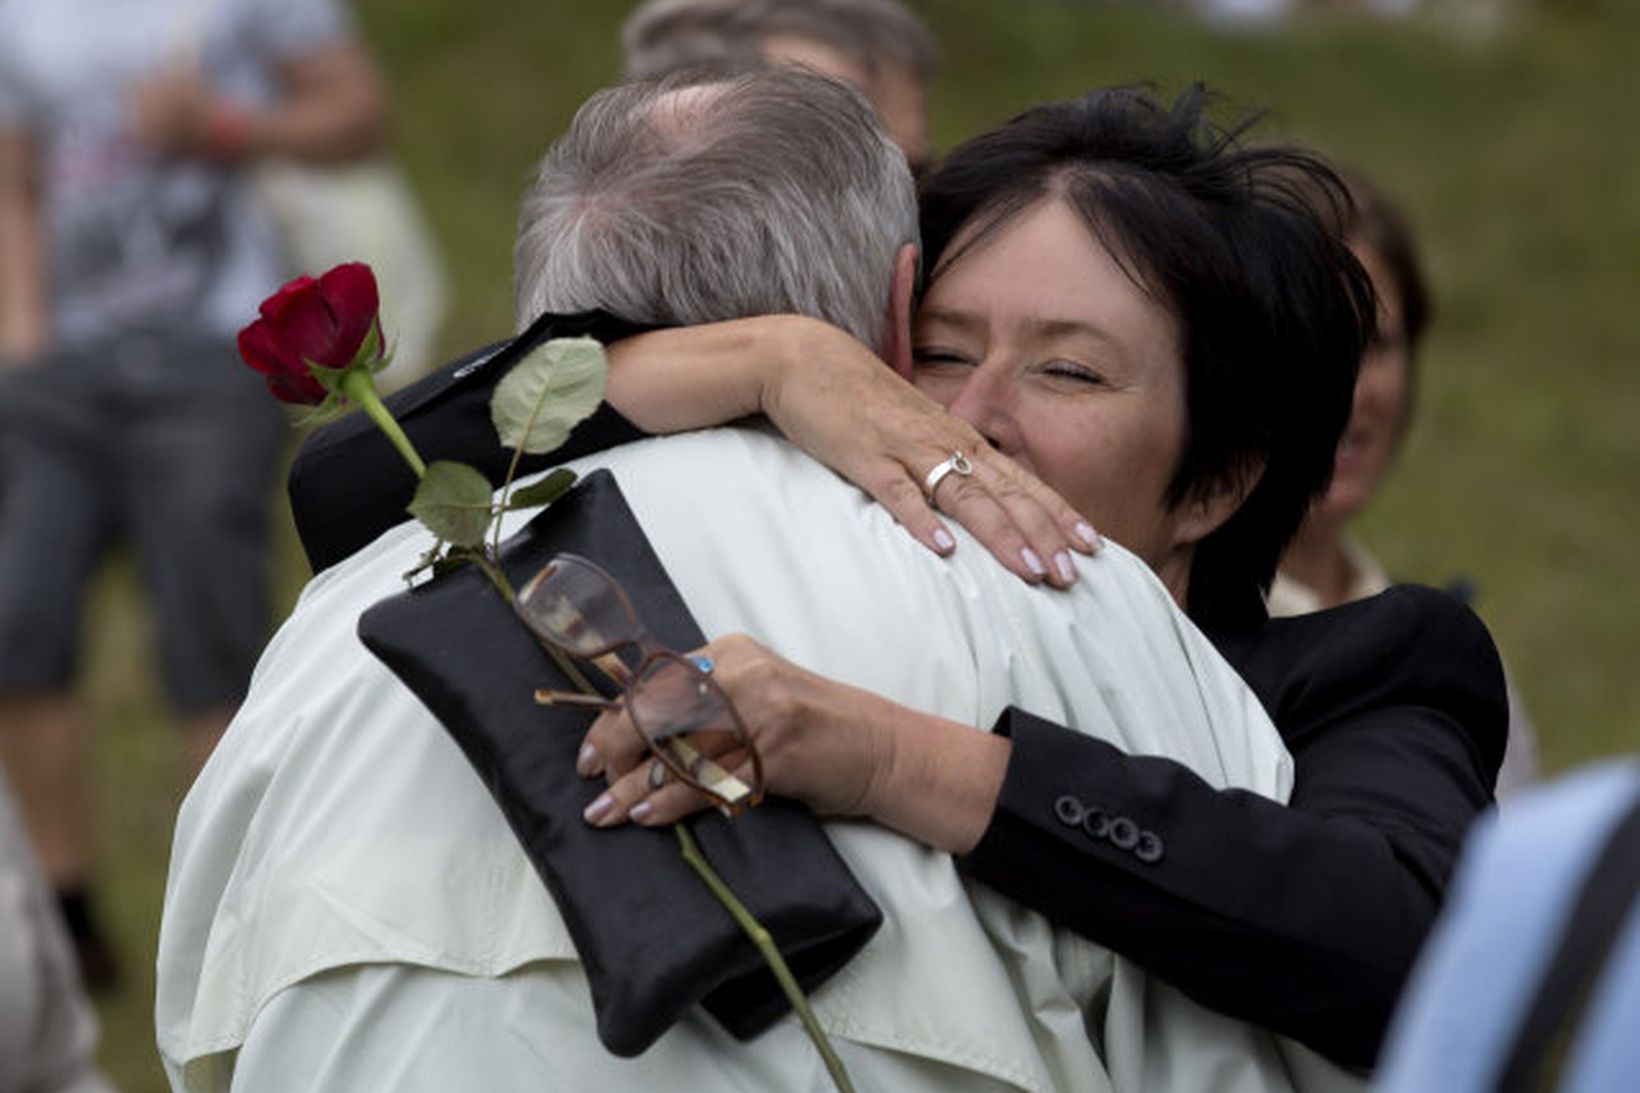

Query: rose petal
[318,263,381,366]
[276,280,352,368]
[264,370,328,405]
[258,275,319,323]
[237,318,303,378]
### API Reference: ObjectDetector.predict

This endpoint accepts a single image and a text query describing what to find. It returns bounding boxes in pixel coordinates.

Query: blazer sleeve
[957,584,1507,1070]
[287,311,651,573]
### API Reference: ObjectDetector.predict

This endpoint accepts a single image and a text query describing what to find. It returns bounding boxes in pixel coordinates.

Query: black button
[1108,817,1139,850]
[1054,796,1085,826]
[1083,808,1110,840]
[1135,831,1165,864]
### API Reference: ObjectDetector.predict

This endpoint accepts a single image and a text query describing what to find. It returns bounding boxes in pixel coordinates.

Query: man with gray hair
[621,0,935,169]
[514,69,917,350]
[161,68,1322,1091]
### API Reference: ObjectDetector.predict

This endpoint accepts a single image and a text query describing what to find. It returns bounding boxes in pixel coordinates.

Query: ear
[1173,459,1265,549]
[877,243,920,379]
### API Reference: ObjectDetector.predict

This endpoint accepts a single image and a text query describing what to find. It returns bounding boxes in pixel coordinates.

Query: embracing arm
[290,311,1097,577]
[586,586,1506,1068]
[960,585,1507,1068]
[607,316,1098,585]
[581,634,1011,855]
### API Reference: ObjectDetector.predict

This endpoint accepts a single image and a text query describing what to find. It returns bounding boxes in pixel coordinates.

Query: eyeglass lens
[517,554,646,660]
[628,652,763,811]
[518,554,765,813]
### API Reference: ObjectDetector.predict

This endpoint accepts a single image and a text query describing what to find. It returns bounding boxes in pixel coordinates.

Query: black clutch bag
[357,469,881,1056]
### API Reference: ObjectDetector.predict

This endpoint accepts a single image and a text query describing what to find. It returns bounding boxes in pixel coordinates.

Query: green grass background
[84,1,1637,1087]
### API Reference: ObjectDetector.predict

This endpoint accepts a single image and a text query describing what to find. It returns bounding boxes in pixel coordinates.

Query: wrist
[867,709,1010,854]
[755,315,819,423]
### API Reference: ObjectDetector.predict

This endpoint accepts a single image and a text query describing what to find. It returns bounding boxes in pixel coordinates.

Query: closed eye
[912,346,974,369]
[1042,360,1110,387]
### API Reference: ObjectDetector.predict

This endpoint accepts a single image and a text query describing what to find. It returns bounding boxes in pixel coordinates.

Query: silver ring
[922,451,973,500]
[648,757,670,790]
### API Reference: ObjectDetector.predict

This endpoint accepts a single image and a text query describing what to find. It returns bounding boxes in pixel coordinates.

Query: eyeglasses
[514,553,764,815]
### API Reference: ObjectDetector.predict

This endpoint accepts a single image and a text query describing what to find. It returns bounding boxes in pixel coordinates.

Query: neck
[1156,549,1193,613]
[1279,516,1359,609]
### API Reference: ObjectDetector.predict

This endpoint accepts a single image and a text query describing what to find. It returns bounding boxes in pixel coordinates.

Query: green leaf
[491,336,608,455]
[407,461,495,547]
[505,468,578,511]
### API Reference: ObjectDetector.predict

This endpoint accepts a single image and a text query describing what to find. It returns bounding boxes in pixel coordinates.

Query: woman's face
[911,198,1210,583]
[1318,241,1416,522]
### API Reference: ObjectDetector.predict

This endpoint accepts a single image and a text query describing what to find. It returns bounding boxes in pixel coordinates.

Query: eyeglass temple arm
[668,735,754,807]
[534,689,620,710]
[534,649,631,705]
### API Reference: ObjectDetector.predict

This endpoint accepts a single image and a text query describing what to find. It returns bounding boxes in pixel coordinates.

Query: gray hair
[621,0,937,84]
[513,68,919,347]
[620,0,757,80]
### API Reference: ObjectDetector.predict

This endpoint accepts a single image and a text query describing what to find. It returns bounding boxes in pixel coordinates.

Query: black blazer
[288,323,1509,1070]
[961,587,1506,1069]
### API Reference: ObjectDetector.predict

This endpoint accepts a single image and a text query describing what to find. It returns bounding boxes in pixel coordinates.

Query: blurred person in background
[1271,169,1540,798]
[1,769,115,1093]
[621,0,936,171]
[0,0,385,989]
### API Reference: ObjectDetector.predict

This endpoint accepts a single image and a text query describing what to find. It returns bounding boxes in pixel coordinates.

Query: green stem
[674,826,855,1093]
[472,553,516,604]
[493,440,529,558]
[341,368,426,478]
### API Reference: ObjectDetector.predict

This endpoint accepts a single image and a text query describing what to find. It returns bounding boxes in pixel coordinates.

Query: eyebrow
[916,306,1128,354]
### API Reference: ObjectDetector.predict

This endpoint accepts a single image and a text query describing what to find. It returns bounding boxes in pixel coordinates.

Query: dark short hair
[917,84,1376,628]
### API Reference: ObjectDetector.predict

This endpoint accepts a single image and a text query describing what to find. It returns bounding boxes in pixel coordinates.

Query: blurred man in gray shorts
[0,0,384,987]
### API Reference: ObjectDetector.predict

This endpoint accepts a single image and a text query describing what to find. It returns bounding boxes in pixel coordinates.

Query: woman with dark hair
[572,86,1505,1069]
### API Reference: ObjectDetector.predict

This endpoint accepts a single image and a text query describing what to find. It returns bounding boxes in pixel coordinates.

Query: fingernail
[1021,547,1047,578]
[932,527,956,554]
[630,801,655,825]
[1076,522,1103,552]
[576,744,601,777]
[583,792,615,826]
[1055,550,1077,584]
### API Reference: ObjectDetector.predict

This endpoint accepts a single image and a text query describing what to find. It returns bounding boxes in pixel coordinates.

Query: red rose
[237,262,383,405]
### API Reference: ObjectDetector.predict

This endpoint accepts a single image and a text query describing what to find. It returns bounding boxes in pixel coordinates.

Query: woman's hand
[576,633,1009,854]
[760,318,1102,588]
[578,634,888,825]
[607,316,1101,589]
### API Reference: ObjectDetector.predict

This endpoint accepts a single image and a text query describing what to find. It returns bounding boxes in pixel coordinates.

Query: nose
[943,361,1019,456]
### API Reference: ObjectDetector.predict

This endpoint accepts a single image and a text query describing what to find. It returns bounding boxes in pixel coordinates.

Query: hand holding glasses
[514,553,765,815]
